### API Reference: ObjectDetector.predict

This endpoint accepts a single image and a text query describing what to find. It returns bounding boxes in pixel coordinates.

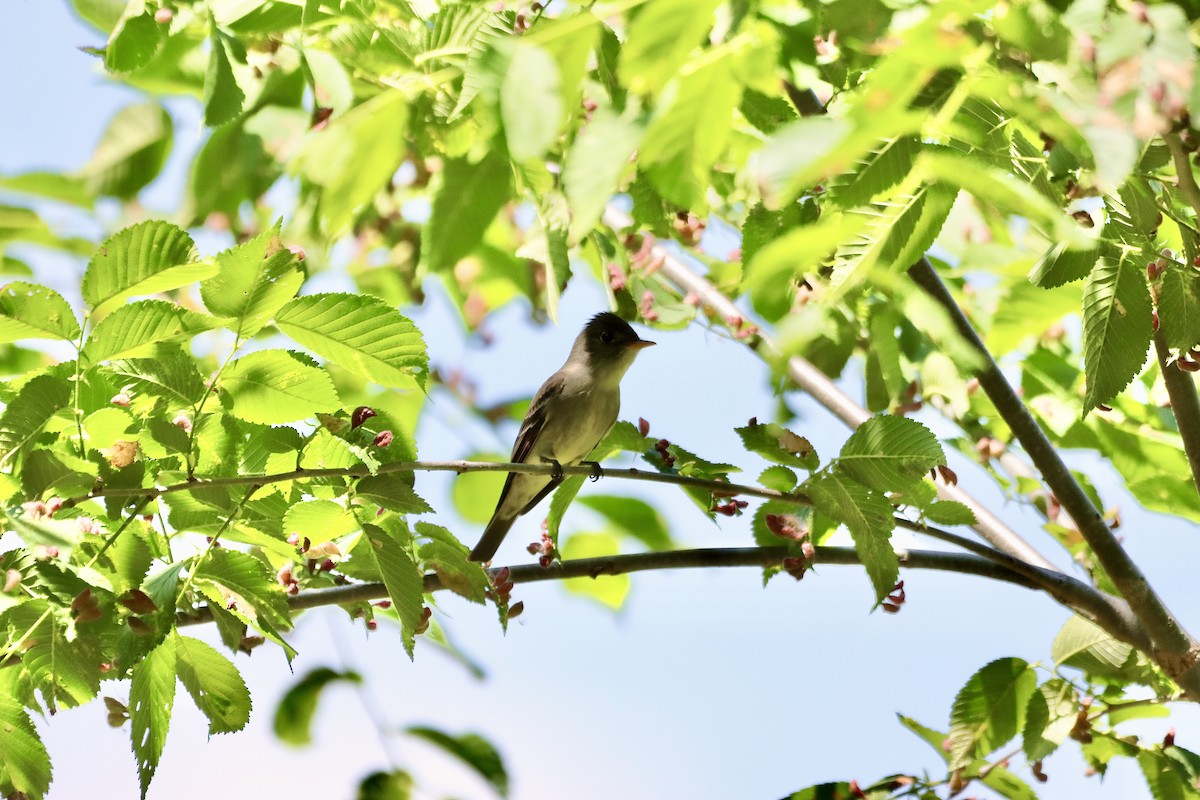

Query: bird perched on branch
[468,312,655,562]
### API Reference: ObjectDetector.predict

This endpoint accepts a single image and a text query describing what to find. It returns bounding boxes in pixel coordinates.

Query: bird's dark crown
[583,312,641,353]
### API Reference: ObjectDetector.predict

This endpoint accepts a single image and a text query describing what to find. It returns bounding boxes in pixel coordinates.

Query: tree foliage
[4,0,1200,797]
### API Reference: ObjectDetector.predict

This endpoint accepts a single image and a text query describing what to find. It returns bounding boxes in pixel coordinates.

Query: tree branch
[175,545,1114,630]
[603,205,1058,572]
[1154,328,1200,496]
[1165,131,1200,220]
[907,259,1200,692]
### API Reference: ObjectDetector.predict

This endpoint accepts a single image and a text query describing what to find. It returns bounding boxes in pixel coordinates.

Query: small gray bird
[468,312,655,562]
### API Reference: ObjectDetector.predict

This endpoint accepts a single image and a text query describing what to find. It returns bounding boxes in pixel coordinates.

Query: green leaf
[546,474,587,542]
[639,48,741,209]
[417,524,488,604]
[576,495,673,551]
[79,103,173,201]
[200,221,304,339]
[274,667,362,747]
[1138,749,1198,800]
[561,531,629,610]
[1051,614,1139,680]
[358,769,414,800]
[356,475,433,515]
[406,727,508,797]
[837,415,944,492]
[828,136,922,208]
[2,600,99,710]
[0,282,80,343]
[1029,241,1100,289]
[1082,256,1153,414]
[619,0,723,95]
[204,28,245,127]
[219,349,340,424]
[294,89,408,235]
[563,110,642,240]
[758,465,797,493]
[193,548,293,648]
[173,632,251,735]
[0,686,51,800]
[110,350,209,407]
[923,500,977,526]
[424,150,512,273]
[130,635,177,800]
[361,524,425,658]
[0,171,93,208]
[105,9,161,73]
[806,473,897,602]
[282,499,360,546]
[0,373,72,463]
[274,293,428,389]
[757,116,855,207]
[496,42,562,161]
[1023,677,1077,762]
[81,300,222,364]
[746,212,862,321]
[1159,265,1200,352]
[735,420,819,470]
[81,220,208,315]
[946,657,1037,769]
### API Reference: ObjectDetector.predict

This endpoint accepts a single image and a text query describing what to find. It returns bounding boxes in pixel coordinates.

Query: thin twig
[1154,328,1200,496]
[1165,131,1200,219]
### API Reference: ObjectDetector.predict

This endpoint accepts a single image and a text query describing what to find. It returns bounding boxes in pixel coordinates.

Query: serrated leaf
[129,635,177,800]
[274,667,362,746]
[495,41,562,161]
[757,465,797,493]
[110,350,209,407]
[204,28,245,127]
[923,500,977,526]
[81,221,207,315]
[735,420,818,470]
[201,221,303,339]
[1138,749,1196,800]
[0,282,80,343]
[418,524,488,604]
[104,9,161,73]
[619,0,723,95]
[546,474,587,542]
[563,111,642,242]
[946,656,1037,769]
[294,89,408,235]
[1029,241,1100,288]
[838,415,944,491]
[0,686,52,799]
[425,150,512,273]
[1023,677,1076,762]
[173,632,251,734]
[79,103,173,201]
[194,548,293,641]
[361,524,424,658]
[81,300,222,364]
[356,474,432,515]
[406,727,508,797]
[2,600,100,710]
[219,349,340,424]
[282,499,359,545]
[1159,266,1200,352]
[746,212,863,321]
[0,373,72,462]
[828,136,922,207]
[1083,256,1152,414]
[274,293,428,389]
[806,472,897,602]
[1051,614,1138,679]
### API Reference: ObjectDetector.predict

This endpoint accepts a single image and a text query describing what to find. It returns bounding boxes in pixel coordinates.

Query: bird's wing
[490,373,563,515]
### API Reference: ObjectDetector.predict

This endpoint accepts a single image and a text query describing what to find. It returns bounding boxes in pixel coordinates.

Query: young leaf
[0,373,72,462]
[495,41,562,161]
[564,110,643,241]
[2,600,100,710]
[837,415,944,492]
[734,420,819,471]
[81,300,222,364]
[406,727,508,797]
[1082,256,1152,414]
[946,657,1037,768]
[274,667,362,747]
[827,136,922,208]
[81,220,208,315]
[1023,677,1077,762]
[204,27,245,127]
[130,635,177,800]
[806,472,898,602]
[1051,614,1139,680]
[172,632,251,735]
[619,0,723,95]
[361,523,425,658]
[109,350,209,407]
[1158,265,1200,352]
[356,475,433,515]
[274,293,428,389]
[424,150,512,273]
[193,549,293,643]
[219,349,340,424]
[1028,241,1099,288]
[417,523,488,604]
[79,102,173,201]
[104,9,161,73]
[293,89,409,235]
[561,531,629,610]
[0,282,80,343]
[282,499,360,546]
[0,686,52,800]
[547,474,587,542]
[201,221,303,339]
[576,495,673,551]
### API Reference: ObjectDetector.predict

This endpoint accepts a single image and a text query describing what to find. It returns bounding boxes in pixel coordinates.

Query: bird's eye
[600,331,615,344]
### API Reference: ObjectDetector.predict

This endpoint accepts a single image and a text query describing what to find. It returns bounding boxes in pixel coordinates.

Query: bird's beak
[627,339,656,350]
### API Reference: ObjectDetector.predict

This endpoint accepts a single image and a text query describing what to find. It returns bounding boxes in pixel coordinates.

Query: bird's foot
[582,460,604,481]
[547,459,564,480]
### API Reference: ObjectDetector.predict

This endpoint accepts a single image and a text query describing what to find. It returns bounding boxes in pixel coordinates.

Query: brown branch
[1165,131,1200,220]
[1154,329,1200,497]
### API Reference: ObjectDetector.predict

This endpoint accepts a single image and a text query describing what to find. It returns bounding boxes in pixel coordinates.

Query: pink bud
[373,430,393,448]
[110,392,131,407]
[154,7,173,23]
[172,413,192,434]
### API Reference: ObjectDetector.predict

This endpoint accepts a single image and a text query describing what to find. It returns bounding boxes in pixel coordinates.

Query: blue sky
[2,3,1195,799]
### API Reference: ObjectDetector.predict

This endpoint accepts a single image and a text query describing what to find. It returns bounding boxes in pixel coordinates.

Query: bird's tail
[469,512,515,562]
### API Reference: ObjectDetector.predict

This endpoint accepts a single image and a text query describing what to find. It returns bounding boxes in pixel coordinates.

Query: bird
[468,312,655,562]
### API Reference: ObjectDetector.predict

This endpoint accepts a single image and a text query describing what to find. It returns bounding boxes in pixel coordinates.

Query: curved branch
[1154,328,1200,496]
[1165,131,1200,219]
